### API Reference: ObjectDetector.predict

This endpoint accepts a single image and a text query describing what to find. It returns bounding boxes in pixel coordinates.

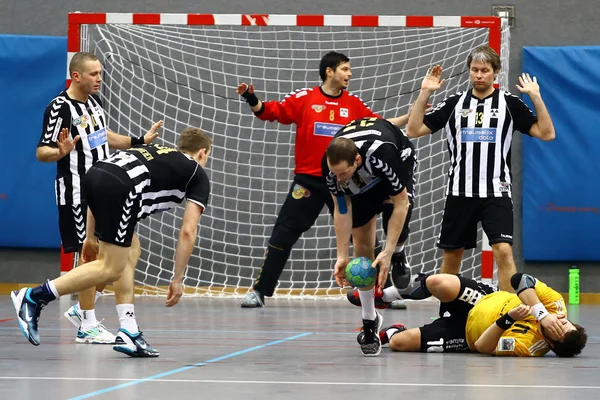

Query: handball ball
[345,257,376,288]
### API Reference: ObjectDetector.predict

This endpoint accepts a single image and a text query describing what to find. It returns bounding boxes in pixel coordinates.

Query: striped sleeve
[38,97,71,147]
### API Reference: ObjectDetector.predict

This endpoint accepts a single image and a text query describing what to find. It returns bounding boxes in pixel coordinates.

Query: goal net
[71,13,510,297]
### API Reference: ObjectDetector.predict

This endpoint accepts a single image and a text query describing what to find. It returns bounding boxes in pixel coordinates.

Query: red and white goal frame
[62,13,502,289]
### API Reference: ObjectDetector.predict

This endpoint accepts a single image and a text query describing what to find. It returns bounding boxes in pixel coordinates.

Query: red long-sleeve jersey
[255,86,380,176]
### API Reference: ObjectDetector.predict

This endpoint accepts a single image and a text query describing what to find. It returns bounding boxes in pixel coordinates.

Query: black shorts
[437,195,514,250]
[349,182,414,239]
[82,163,139,247]
[419,277,496,353]
[58,202,88,253]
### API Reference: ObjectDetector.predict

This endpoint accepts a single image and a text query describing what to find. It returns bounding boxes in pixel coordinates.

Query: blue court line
[68,332,312,400]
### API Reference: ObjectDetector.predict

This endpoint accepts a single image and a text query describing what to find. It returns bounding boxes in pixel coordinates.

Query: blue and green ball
[345,257,376,288]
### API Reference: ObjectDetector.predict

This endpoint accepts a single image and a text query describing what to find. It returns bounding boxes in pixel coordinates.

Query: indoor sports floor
[1,295,599,400]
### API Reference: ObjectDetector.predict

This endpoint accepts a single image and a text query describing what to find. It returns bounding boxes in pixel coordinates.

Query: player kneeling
[380,273,587,357]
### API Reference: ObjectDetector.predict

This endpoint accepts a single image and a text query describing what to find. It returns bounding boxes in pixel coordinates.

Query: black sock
[29,282,56,304]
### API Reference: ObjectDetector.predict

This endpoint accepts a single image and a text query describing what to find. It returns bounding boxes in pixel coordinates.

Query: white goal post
[66,13,509,297]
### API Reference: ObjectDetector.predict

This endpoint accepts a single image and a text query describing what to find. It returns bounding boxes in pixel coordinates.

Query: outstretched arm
[36,128,81,162]
[515,73,555,141]
[167,200,203,307]
[332,194,353,287]
[107,120,163,150]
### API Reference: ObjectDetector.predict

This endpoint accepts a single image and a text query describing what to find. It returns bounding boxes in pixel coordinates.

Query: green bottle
[569,265,580,305]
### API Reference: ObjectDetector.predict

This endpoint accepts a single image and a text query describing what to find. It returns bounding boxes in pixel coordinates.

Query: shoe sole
[11,290,39,346]
[390,300,407,310]
[76,336,116,344]
[113,345,159,357]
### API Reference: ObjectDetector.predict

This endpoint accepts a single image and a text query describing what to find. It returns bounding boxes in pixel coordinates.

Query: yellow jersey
[465,280,566,356]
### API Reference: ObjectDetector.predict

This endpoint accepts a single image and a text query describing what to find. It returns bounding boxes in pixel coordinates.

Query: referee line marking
[65,332,312,400]
[0,377,599,390]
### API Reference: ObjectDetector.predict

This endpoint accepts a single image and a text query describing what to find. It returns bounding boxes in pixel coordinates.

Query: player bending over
[12,127,212,357]
[323,117,417,356]
[380,273,586,357]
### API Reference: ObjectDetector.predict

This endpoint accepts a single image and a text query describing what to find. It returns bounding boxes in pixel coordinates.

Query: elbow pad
[511,272,537,295]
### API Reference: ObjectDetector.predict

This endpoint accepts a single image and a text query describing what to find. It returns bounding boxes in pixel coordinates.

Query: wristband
[495,313,516,330]
[531,303,550,321]
[240,90,259,107]
[131,136,145,146]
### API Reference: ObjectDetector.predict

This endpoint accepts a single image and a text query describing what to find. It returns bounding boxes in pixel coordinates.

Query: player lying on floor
[379,273,586,357]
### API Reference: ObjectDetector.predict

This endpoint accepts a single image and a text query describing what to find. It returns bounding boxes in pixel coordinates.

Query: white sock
[80,309,98,331]
[358,288,376,320]
[47,280,60,298]
[74,291,103,313]
[116,304,139,334]
[382,286,401,302]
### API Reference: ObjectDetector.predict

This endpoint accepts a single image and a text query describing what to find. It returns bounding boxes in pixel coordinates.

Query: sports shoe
[346,287,390,310]
[390,299,407,310]
[390,251,413,291]
[64,304,82,328]
[240,291,265,308]
[11,288,45,346]
[76,323,117,344]
[379,323,407,346]
[356,311,383,356]
[113,329,159,357]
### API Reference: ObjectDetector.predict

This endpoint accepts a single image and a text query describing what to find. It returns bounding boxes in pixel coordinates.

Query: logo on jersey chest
[461,127,496,143]
[73,114,90,129]
[459,108,472,117]
[291,184,311,199]
[490,108,499,117]
[312,104,326,113]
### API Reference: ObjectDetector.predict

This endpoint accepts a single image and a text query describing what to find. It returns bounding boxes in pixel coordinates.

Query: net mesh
[81,19,510,297]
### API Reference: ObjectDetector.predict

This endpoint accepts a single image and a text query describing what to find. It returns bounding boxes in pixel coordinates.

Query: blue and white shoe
[113,329,159,357]
[76,323,117,344]
[63,304,81,328]
[11,288,45,346]
[64,304,82,328]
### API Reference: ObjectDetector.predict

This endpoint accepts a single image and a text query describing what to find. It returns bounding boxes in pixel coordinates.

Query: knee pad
[511,272,537,295]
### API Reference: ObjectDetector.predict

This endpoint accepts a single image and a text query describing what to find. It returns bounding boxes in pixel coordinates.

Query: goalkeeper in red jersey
[237,51,411,307]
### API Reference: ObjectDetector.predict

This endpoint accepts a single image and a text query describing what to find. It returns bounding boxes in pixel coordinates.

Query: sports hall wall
[1,0,598,292]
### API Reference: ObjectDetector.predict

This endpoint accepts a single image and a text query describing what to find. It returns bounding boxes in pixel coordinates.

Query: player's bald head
[69,52,100,76]
[326,137,358,166]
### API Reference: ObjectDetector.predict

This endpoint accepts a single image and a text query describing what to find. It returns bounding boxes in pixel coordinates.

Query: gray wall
[2,0,599,292]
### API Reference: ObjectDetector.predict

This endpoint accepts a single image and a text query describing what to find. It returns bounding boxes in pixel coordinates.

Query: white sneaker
[64,304,82,328]
[76,323,116,344]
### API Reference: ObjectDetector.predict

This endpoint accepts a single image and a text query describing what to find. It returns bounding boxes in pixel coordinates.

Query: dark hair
[178,127,212,154]
[466,45,501,72]
[551,324,587,357]
[319,51,350,82]
[326,137,358,166]
[69,52,99,77]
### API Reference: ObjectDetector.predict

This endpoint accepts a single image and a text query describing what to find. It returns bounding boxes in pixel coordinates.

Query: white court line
[0,377,599,389]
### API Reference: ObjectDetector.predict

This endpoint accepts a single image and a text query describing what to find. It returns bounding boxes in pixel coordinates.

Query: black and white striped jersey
[38,91,110,205]
[322,117,416,198]
[98,143,210,220]
[424,89,537,198]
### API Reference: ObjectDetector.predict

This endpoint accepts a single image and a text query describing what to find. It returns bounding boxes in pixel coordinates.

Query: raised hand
[237,82,255,95]
[333,257,350,288]
[143,120,163,144]
[515,73,540,96]
[421,65,446,92]
[56,128,80,157]
[508,304,531,320]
